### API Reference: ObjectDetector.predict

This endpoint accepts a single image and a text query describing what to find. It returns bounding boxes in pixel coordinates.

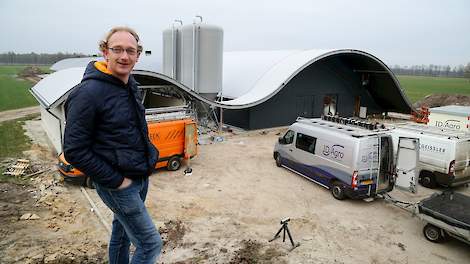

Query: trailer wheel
[423,224,445,243]
[331,182,346,200]
[85,177,95,189]
[275,153,282,167]
[420,171,437,189]
[167,156,181,171]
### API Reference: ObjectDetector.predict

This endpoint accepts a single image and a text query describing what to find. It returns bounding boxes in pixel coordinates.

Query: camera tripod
[269,218,300,251]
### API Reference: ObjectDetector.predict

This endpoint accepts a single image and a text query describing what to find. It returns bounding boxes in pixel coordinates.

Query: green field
[397,75,470,103]
[0,65,51,112]
[0,115,36,183]
[0,115,34,159]
[0,65,469,110]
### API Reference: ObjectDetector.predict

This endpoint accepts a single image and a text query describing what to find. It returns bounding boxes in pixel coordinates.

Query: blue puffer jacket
[64,61,158,189]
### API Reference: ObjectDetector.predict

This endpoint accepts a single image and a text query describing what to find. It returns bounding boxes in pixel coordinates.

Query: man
[64,27,162,264]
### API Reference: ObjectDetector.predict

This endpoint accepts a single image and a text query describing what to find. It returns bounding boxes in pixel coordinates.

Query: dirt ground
[0,120,107,264]
[0,106,40,123]
[413,94,470,108]
[1,120,469,263]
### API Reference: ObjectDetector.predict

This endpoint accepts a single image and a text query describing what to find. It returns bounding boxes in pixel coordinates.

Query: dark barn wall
[222,108,250,129]
[225,59,380,130]
[223,57,388,130]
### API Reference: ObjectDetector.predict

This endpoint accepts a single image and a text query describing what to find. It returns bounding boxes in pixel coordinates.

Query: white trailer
[390,123,470,188]
[417,191,470,244]
[428,105,470,132]
[382,190,470,245]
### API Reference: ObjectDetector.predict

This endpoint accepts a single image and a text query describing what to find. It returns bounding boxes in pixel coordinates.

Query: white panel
[430,105,470,117]
[359,107,367,118]
[395,137,419,193]
[40,107,62,154]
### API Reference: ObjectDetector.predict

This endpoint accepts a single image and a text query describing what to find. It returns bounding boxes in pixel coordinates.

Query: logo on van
[435,119,461,130]
[322,144,345,159]
[419,143,446,153]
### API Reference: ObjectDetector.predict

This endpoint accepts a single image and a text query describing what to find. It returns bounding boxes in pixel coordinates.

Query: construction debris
[19,213,40,220]
[3,159,30,177]
[29,214,40,220]
[211,135,224,142]
[20,213,32,220]
[159,220,187,250]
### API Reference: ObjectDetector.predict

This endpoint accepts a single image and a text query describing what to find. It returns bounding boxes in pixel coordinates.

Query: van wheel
[275,153,282,167]
[420,171,437,189]
[167,156,181,171]
[331,182,346,200]
[85,177,95,189]
[423,224,445,243]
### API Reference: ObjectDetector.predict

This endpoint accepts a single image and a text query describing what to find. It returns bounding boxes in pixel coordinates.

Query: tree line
[1,52,469,80]
[0,52,94,65]
[391,63,470,78]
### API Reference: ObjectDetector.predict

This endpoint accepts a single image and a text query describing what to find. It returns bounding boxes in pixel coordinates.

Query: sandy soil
[88,128,470,263]
[1,120,469,263]
[149,129,470,264]
[0,120,108,264]
[0,180,108,264]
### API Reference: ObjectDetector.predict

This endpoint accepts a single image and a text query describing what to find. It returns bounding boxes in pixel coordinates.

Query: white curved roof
[35,49,411,111]
[221,50,301,98]
[51,57,99,71]
[31,67,85,109]
[221,49,335,105]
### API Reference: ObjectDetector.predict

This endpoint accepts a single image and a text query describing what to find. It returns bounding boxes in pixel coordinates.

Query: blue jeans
[95,177,162,264]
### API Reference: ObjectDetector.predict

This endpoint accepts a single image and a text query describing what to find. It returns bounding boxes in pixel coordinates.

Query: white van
[274,117,419,200]
[428,105,470,132]
[390,123,470,188]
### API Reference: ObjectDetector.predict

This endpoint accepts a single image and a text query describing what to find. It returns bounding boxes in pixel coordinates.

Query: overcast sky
[1,0,469,67]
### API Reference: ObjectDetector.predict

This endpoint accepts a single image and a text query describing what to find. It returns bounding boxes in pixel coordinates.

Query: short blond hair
[99,26,143,53]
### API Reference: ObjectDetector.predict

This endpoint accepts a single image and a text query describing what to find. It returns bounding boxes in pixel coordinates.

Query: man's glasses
[108,47,139,56]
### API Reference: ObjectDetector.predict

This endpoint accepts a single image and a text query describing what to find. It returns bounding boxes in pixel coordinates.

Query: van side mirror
[278,137,286,144]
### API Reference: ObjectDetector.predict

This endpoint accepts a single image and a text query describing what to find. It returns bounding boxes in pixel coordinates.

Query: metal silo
[162,20,182,79]
[180,16,223,100]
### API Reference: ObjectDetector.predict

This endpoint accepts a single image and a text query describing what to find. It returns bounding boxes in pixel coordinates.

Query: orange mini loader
[148,118,198,170]
[58,116,198,188]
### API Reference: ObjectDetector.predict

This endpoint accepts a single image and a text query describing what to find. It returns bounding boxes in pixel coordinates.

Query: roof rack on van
[295,116,390,137]
[318,115,386,131]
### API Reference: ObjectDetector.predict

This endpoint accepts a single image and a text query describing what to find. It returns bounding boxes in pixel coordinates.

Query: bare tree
[0,52,91,65]
[444,65,451,77]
